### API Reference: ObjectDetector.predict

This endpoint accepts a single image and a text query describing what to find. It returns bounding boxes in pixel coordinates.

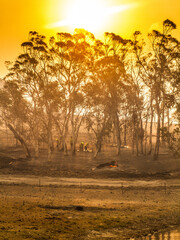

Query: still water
[132,228,180,240]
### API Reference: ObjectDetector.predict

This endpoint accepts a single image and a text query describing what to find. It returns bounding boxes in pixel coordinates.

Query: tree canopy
[0,20,179,159]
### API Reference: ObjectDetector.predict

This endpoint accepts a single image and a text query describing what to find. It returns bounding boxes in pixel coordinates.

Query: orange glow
[0,0,180,77]
[46,0,135,35]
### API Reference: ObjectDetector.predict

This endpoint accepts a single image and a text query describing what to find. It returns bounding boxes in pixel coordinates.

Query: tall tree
[94,32,131,155]
[0,80,31,158]
[49,29,94,155]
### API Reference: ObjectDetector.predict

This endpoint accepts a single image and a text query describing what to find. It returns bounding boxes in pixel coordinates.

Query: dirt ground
[0,145,180,178]
[0,146,180,239]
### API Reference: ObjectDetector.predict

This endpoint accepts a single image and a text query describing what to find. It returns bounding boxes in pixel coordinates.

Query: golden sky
[0,0,180,77]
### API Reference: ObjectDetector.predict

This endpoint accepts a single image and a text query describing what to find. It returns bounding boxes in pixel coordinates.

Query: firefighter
[79,142,84,152]
[84,142,89,152]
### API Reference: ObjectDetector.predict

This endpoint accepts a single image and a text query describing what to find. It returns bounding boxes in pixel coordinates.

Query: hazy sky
[0,0,180,77]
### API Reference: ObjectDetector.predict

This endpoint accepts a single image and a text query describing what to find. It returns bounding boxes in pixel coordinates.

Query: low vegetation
[0,182,180,240]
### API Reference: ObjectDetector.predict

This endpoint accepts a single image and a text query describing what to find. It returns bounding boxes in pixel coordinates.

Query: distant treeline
[0,19,179,159]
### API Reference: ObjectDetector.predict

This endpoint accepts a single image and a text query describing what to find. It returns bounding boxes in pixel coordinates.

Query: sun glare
[46,0,135,35]
[66,0,108,32]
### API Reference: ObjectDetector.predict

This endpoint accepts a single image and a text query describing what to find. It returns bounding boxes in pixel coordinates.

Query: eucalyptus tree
[131,30,157,155]
[147,19,178,159]
[97,32,132,155]
[4,31,62,159]
[125,31,146,155]
[132,20,179,159]
[49,29,94,155]
[0,80,31,158]
[84,63,112,157]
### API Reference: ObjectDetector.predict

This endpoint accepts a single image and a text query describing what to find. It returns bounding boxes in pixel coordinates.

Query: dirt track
[0,174,180,189]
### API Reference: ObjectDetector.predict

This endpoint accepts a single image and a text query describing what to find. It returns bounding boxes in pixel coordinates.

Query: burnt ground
[0,146,180,239]
[0,145,179,179]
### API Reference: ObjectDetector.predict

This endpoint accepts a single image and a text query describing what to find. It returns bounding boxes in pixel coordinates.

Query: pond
[132,228,180,240]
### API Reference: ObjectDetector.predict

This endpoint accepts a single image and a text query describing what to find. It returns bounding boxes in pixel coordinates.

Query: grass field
[0,181,180,240]
[0,145,180,239]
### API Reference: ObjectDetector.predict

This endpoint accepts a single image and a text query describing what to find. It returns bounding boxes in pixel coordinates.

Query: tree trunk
[167,108,170,145]
[161,93,165,143]
[63,139,68,155]
[154,102,161,160]
[47,111,53,161]
[135,128,139,156]
[34,139,39,158]
[7,123,31,158]
[132,128,135,155]
[167,108,170,132]
[63,123,69,156]
[148,97,153,155]
[71,113,84,156]
[114,113,121,156]
[144,109,149,155]
[124,116,127,146]
[140,118,144,154]
[33,101,39,157]
[71,133,78,156]
[94,136,102,158]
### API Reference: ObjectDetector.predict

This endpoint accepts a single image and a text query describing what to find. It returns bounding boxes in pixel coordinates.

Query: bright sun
[46,0,134,35]
[65,0,108,33]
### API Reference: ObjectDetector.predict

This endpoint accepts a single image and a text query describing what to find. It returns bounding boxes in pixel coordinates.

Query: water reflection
[132,229,180,240]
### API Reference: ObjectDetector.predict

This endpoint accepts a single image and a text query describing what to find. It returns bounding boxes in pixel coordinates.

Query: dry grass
[0,183,180,239]
[0,145,180,239]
